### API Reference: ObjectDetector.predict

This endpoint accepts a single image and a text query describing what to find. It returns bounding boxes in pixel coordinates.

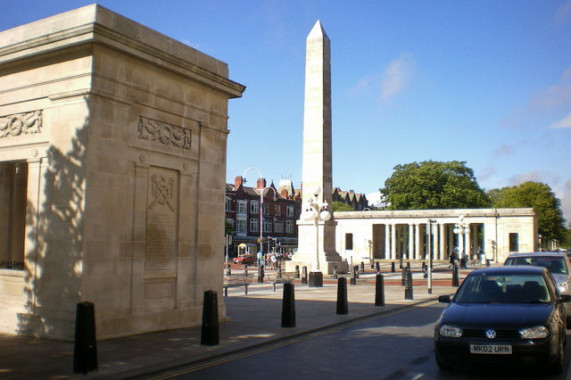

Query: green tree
[488,182,565,246]
[381,160,490,210]
[332,201,355,212]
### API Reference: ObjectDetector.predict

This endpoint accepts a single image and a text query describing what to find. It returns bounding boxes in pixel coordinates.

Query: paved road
[140,300,571,380]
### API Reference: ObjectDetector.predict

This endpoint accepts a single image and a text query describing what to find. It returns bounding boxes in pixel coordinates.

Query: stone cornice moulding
[333,208,536,220]
[0,5,245,99]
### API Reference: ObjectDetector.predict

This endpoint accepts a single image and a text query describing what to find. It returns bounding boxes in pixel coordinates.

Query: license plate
[470,344,512,354]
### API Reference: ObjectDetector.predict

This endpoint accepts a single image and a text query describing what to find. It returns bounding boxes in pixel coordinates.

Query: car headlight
[557,281,568,293]
[439,325,462,338]
[519,326,549,339]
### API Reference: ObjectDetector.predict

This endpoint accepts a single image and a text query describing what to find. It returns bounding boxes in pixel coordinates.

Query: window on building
[286,205,294,217]
[275,221,284,233]
[249,218,259,233]
[225,197,232,212]
[250,200,259,214]
[263,203,269,215]
[237,200,247,215]
[275,204,281,216]
[236,219,246,233]
[509,233,519,252]
[345,233,353,250]
[263,219,272,233]
[286,220,294,234]
[0,161,27,270]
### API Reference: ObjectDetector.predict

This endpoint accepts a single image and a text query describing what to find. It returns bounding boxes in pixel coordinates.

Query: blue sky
[3,1,571,224]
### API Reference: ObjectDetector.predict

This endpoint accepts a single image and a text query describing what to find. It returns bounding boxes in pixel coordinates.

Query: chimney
[256,178,266,189]
[234,176,244,188]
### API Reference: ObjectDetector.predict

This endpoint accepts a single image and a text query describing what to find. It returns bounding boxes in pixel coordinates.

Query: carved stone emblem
[0,110,42,139]
[149,174,175,211]
[138,116,191,150]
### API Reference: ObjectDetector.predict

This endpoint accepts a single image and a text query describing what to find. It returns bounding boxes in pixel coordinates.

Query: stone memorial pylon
[288,21,347,277]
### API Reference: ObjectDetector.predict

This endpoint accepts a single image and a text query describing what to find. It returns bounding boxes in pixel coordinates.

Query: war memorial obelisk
[288,21,347,283]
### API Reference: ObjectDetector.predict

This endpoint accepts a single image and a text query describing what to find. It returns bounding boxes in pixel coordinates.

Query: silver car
[505,252,571,321]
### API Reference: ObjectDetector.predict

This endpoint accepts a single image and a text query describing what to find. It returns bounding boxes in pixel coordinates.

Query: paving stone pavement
[0,264,472,379]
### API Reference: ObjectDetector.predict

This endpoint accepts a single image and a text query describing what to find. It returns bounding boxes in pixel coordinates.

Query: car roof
[471,265,548,276]
[507,251,567,258]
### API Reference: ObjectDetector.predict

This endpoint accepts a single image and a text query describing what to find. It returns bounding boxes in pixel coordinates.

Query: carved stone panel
[0,111,42,139]
[145,167,179,274]
[138,116,191,150]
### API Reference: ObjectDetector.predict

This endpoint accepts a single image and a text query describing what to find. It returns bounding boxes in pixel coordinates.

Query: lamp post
[301,186,331,287]
[427,219,436,294]
[242,167,264,257]
[453,216,470,269]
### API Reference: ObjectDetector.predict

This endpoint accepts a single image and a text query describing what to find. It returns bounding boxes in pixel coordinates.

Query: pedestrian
[271,253,277,270]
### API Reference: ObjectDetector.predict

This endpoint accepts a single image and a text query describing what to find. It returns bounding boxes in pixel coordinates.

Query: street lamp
[242,167,264,256]
[301,185,331,287]
[427,219,436,294]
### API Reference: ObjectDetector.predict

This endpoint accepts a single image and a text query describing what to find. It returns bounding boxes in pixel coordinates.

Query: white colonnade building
[334,208,537,266]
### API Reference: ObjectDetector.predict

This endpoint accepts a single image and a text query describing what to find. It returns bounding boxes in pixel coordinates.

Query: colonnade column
[465,224,471,257]
[390,223,397,260]
[438,223,446,260]
[408,224,415,260]
[384,224,390,260]
[433,223,440,260]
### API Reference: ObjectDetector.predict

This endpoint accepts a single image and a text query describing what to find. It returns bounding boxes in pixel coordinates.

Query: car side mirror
[438,295,451,303]
[558,294,571,303]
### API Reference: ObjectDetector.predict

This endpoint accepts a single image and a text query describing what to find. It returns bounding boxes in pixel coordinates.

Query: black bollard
[375,262,380,274]
[375,274,385,306]
[201,290,219,346]
[244,264,248,277]
[350,265,358,285]
[301,266,308,285]
[281,282,296,328]
[452,264,459,287]
[226,264,231,276]
[406,261,411,271]
[73,302,98,374]
[391,262,395,272]
[401,267,407,286]
[360,261,365,273]
[309,271,323,287]
[336,277,348,315]
[258,265,264,283]
[295,265,300,279]
[277,263,282,279]
[404,270,414,300]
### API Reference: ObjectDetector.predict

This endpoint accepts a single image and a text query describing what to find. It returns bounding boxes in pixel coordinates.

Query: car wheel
[548,333,565,375]
[435,353,453,371]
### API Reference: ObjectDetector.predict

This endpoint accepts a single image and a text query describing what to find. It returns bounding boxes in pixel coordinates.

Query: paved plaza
[1,263,469,379]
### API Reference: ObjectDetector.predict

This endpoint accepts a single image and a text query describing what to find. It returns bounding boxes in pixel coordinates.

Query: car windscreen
[504,256,568,275]
[454,272,551,304]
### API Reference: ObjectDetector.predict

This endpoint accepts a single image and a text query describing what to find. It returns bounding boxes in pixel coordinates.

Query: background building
[225,176,301,257]
[332,188,368,210]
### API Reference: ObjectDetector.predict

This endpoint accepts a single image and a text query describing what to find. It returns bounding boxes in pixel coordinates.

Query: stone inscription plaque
[145,167,179,273]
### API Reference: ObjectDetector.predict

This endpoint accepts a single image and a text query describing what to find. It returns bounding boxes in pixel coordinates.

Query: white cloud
[493,144,513,157]
[550,113,571,129]
[503,68,571,130]
[346,74,378,98]
[379,53,415,101]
